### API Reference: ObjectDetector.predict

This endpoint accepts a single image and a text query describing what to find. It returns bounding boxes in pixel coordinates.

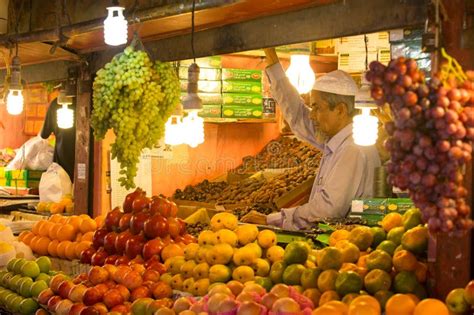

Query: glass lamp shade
[353,108,378,146]
[57,104,74,129]
[6,89,24,115]
[104,6,128,46]
[286,54,315,94]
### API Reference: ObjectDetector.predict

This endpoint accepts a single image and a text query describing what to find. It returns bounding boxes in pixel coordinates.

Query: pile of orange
[18,214,104,260]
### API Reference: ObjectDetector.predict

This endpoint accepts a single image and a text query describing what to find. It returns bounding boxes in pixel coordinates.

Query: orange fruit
[29,235,40,251]
[385,294,416,315]
[406,293,420,305]
[48,239,60,257]
[49,214,62,223]
[32,221,43,235]
[35,236,51,256]
[49,223,61,240]
[414,262,428,283]
[80,218,97,234]
[324,301,349,313]
[380,213,403,232]
[95,215,106,228]
[161,244,184,261]
[356,254,368,269]
[75,241,92,259]
[413,298,449,315]
[38,221,52,237]
[348,301,380,315]
[57,224,76,241]
[319,290,341,305]
[65,242,77,260]
[312,305,346,315]
[75,233,83,242]
[20,231,35,246]
[350,295,381,313]
[67,216,83,231]
[57,241,71,259]
[329,230,351,246]
[18,231,28,242]
[81,231,94,242]
[393,250,418,272]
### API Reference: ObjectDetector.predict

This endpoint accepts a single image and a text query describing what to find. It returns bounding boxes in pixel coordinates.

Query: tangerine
[65,242,77,260]
[385,294,416,315]
[393,250,418,272]
[413,298,449,315]
[161,244,184,261]
[80,218,97,233]
[48,240,59,257]
[81,231,94,242]
[57,224,76,241]
[57,241,71,259]
[380,213,403,232]
[35,236,51,256]
[49,223,61,240]
[319,290,341,305]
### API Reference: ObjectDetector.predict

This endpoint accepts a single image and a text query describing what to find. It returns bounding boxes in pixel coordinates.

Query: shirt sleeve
[265,63,323,150]
[40,100,56,139]
[283,146,368,230]
[266,212,283,227]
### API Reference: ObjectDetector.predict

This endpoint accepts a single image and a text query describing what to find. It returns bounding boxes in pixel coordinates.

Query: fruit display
[0,256,54,314]
[36,195,74,214]
[18,214,103,261]
[231,204,276,220]
[39,263,173,315]
[231,136,321,173]
[173,180,229,202]
[80,188,196,267]
[92,45,180,189]
[185,222,210,238]
[367,54,474,232]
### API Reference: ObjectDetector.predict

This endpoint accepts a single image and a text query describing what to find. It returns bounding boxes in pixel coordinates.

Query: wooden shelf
[203,117,277,124]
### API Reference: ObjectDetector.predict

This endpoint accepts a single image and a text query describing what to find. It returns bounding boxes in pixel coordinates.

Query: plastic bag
[39,163,72,203]
[6,136,53,171]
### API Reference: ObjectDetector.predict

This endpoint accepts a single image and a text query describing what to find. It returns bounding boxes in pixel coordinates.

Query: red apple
[79,306,100,315]
[92,229,108,249]
[142,269,161,282]
[110,304,129,313]
[56,299,74,315]
[130,211,150,235]
[90,249,108,266]
[103,264,118,278]
[105,207,123,232]
[123,188,144,213]
[58,280,75,299]
[115,230,133,255]
[73,273,88,285]
[132,195,150,213]
[69,284,87,303]
[121,270,143,290]
[130,263,146,275]
[104,255,119,265]
[169,201,179,218]
[94,284,109,297]
[38,288,54,305]
[50,274,68,294]
[129,255,145,266]
[47,295,62,312]
[147,261,167,275]
[103,232,118,254]
[167,217,181,238]
[83,287,103,306]
[143,214,169,239]
[130,286,151,301]
[92,303,108,315]
[119,213,132,232]
[177,218,186,235]
[88,266,109,285]
[69,303,86,315]
[103,288,124,309]
[142,239,164,260]
[182,233,197,244]
[114,255,130,266]
[114,284,130,301]
[125,236,145,259]
[80,248,96,264]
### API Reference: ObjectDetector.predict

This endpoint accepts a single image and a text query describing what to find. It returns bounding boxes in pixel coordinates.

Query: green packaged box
[199,105,222,118]
[6,169,44,181]
[180,93,222,105]
[222,105,263,119]
[180,56,222,68]
[180,80,221,93]
[222,68,262,81]
[179,67,222,81]
[351,198,414,213]
[222,93,262,106]
[222,81,262,94]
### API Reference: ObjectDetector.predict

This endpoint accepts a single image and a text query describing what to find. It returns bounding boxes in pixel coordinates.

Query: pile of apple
[38,262,174,315]
[0,256,54,314]
[80,188,196,267]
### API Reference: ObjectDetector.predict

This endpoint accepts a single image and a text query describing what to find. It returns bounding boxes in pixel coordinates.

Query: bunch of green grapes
[92,46,180,189]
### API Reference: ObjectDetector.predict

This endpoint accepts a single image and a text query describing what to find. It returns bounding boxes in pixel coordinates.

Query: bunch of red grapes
[367,57,474,233]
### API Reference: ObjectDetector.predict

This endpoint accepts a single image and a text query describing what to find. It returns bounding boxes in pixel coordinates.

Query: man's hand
[240,210,267,225]
[263,48,279,67]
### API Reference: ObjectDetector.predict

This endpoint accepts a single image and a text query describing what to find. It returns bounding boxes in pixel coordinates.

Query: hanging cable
[191,0,196,62]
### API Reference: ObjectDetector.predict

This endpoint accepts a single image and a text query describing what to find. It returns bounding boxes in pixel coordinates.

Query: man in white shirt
[241,48,381,230]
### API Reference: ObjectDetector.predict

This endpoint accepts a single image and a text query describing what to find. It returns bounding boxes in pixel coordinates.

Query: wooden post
[73,65,92,215]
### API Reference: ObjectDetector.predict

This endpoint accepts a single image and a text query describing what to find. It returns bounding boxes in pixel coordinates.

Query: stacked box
[0,167,8,186]
[180,56,222,68]
[5,169,43,188]
[222,68,263,119]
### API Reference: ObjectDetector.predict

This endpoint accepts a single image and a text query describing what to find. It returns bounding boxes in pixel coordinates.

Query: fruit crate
[11,211,49,222]
[49,257,91,276]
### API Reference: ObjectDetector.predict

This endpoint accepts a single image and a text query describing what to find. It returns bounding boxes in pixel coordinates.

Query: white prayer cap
[312,70,358,96]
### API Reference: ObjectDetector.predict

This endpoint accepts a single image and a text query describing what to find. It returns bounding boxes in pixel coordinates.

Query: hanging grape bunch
[92,46,180,189]
[366,53,474,233]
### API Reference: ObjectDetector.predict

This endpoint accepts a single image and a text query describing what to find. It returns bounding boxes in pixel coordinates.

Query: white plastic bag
[7,136,53,171]
[39,162,72,203]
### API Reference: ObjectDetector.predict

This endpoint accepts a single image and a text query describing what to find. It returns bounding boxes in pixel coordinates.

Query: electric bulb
[183,110,204,148]
[353,108,378,146]
[165,115,185,146]
[286,54,315,94]
[104,6,128,46]
[57,104,74,129]
[6,89,24,115]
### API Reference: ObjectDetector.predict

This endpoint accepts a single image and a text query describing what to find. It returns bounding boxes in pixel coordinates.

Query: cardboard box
[179,67,221,81]
[6,170,44,181]
[338,51,378,73]
[222,68,262,81]
[181,92,222,105]
[222,93,262,106]
[199,105,222,118]
[180,80,222,93]
[222,81,262,94]
[222,105,263,119]
[180,56,222,68]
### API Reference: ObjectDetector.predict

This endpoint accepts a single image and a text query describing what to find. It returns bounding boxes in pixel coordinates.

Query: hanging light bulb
[353,73,378,146]
[6,56,24,116]
[286,43,315,94]
[103,0,128,46]
[57,90,74,129]
[165,103,185,146]
[182,63,204,148]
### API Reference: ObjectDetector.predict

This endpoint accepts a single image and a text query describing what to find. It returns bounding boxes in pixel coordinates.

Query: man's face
[309,90,341,138]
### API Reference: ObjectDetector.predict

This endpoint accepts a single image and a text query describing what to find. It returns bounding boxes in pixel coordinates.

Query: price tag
[77,163,86,180]
[351,200,364,213]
